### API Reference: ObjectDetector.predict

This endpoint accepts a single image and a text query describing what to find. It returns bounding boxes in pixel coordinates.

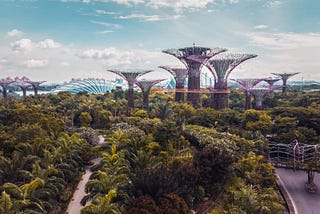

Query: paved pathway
[275,168,320,214]
[66,135,105,214]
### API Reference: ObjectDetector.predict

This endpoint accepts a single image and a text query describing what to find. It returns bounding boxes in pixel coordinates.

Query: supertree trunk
[175,82,185,102]
[1,86,8,98]
[187,65,201,106]
[244,92,252,110]
[127,82,135,108]
[142,91,150,110]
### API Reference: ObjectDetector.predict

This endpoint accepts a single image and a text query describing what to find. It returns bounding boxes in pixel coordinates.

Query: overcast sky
[0,0,319,83]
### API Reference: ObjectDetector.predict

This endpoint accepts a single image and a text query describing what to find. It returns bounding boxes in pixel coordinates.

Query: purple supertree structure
[14,77,32,97]
[24,79,46,96]
[107,70,153,108]
[136,79,166,110]
[162,45,227,106]
[190,53,257,110]
[231,78,266,109]
[250,85,282,110]
[159,66,188,102]
[271,72,299,92]
[264,77,280,86]
[0,77,15,98]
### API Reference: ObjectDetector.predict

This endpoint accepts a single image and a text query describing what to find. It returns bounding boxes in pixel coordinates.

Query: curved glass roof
[53,78,117,94]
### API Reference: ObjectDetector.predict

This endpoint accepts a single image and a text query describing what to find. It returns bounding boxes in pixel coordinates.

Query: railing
[268,139,320,170]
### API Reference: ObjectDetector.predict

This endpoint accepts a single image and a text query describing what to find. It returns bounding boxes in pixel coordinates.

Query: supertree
[159,66,188,102]
[271,72,299,92]
[0,77,15,98]
[136,79,166,110]
[190,53,257,110]
[250,86,282,110]
[162,45,227,106]
[14,77,32,97]
[231,78,266,109]
[107,70,153,108]
[263,77,280,86]
[24,79,46,96]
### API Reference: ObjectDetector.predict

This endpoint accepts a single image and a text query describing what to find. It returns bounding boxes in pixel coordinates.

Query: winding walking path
[66,136,104,214]
[275,168,320,214]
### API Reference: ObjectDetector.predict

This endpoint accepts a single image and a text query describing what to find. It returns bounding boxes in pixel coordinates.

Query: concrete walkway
[276,168,320,214]
[66,135,105,214]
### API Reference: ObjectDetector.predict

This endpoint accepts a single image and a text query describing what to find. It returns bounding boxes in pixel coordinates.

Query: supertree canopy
[14,77,32,97]
[24,79,46,96]
[136,79,166,110]
[107,69,153,108]
[163,45,227,106]
[231,78,265,109]
[203,53,257,110]
[250,85,282,110]
[0,77,15,98]
[159,66,188,102]
[264,77,280,86]
[271,72,299,92]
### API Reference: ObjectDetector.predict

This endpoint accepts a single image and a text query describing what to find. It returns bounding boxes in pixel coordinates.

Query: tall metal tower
[194,53,257,110]
[107,70,153,108]
[163,45,227,106]
[250,86,282,110]
[14,77,32,97]
[24,79,46,96]
[136,79,165,110]
[159,66,188,102]
[231,78,265,109]
[271,72,299,92]
[0,77,14,98]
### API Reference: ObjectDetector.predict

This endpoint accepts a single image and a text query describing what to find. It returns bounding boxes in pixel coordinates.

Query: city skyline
[0,0,319,83]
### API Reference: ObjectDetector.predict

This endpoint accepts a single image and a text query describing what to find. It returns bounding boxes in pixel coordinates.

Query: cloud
[11,38,62,52]
[7,29,24,37]
[96,30,114,34]
[79,47,134,65]
[244,32,320,50]
[37,39,61,49]
[24,59,49,68]
[91,20,121,28]
[11,38,33,52]
[95,9,118,15]
[254,25,269,30]
[264,0,283,8]
[118,13,181,21]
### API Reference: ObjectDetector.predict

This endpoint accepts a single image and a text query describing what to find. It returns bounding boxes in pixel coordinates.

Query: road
[275,168,320,214]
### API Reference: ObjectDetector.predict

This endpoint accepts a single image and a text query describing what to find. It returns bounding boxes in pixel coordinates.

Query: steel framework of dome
[163,45,227,106]
[53,78,116,94]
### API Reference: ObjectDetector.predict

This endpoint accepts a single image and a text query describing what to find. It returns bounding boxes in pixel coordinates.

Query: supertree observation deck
[24,79,46,96]
[14,77,32,97]
[271,72,299,92]
[195,53,257,110]
[162,45,227,106]
[159,66,188,102]
[250,85,282,110]
[264,78,280,86]
[0,77,15,98]
[136,79,166,110]
[231,78,266,109]
[107,69,153,108]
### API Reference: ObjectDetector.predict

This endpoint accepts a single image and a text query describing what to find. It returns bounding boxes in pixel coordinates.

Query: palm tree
[0,191,14,214]
[81,189,121,214]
